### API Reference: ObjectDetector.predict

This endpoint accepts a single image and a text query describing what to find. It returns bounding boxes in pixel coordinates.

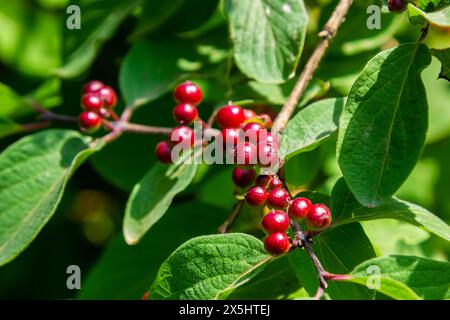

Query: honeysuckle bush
[0,0,450,300]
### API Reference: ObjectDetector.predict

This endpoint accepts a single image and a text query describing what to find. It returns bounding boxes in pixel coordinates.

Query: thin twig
[218,200,245,234]
[207,109,219,128]
[119,122,172,135]
[272,0,353,132]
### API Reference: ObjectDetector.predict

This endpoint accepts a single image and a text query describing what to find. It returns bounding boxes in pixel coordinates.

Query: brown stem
[218,200,245,234]
[120,123,172,135]
[272,0,353,132]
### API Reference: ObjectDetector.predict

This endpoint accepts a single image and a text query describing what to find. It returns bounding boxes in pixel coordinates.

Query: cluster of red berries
[78,80,118,133]
[388,0,407,12]
[155,81,203,164]
[232,174,331,255]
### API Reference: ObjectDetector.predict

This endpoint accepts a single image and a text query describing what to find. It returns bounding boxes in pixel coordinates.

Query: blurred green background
[0,0,449,299]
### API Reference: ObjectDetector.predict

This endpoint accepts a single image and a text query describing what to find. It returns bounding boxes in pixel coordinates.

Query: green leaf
[79,201,228,299]
[124,162,198,245]
[330,178,450,242]
[289,223,376,299]
[149,233,272,300]
[337,43,432,207]
[280,98,345,160]
[430,48,450,81]
[408,3,450,28]
[0,118,21,140]
[55,0,138,78]
[418,0,450,11]
[347,255,450,300]
[225,0,308,83]
[0,130,98,266]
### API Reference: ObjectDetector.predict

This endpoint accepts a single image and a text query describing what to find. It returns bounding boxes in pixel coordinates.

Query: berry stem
[218,200,245,234]
[119,122,172,135]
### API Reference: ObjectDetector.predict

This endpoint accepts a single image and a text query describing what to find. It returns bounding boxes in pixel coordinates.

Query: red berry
[257,141,279,168]
[142,292,149,300]
[264,232,290,255]
[261,210,290,234]
[217,105,245,129]
[173,103,198,125]
[232,167,256,188]
[155,141,173,164]
[260,132,279,148]
[267,188,291,209]
[388,0,406,12]
[83,80,103,94]
[245,186,268,207]
[242,122,265,145]
[222,128,242,150]
[98,86,117,108]
[79,111,102,132]
[255,175,272,188]
[81,92,103,111]
[243,109,257,120]
[170,126,195,147]
[234,141,258,167]
[307,204,332,230]
[173,81,203,105]
[288,197,312,220]
[268,176,283,190]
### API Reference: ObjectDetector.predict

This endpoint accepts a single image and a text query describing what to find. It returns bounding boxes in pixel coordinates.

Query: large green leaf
[418,0,450,11]
[330,178,450,241]
[337,43,431,207]
[79,201,228,299]
[289,223,376,299]
[346,255,450,300]
[408,3,450,28]
[55,0,138,78]
[0,130,99,266]
[225,0,308,83]
[280,98,345,160]
[430,48,450,81]
[149,233,272,300]
[124,162,198,245]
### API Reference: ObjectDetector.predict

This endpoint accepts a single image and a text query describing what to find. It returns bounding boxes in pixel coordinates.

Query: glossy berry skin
[388,0,406,12]
[79,111,102,132]
[268,176,283,190]
[260,132,279,148]
[245,186,268,207]
[256,175,272,188]
[288,197,312,220]
[243,109,257,121]
[83,80,104,94]
[257,141,279,168]
[98,85,117,108]
[155,141,173,164]
[261,210,290,234]
[242,122,265,145]
[267,188,291,209]
[222,128,241,149]
[81,92,103,111]
[173,103,198,125]
[173,81,203,105]
[234,141,258,167]
[232,167,256,188]
[264,232,290,255]
[170,126,195,147]
[307,203,332,230]
[217,105,245,129]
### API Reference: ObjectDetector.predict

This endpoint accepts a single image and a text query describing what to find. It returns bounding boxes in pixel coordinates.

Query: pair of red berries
[78,80,118,133]
[245,179,291,209]
[155,81,203,164]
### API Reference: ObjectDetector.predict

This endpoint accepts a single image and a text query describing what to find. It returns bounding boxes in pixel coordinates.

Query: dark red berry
[217,105,245,129]
[267,188,291,209]
[257,141,279,168]
[264,232,290,255]
[268,176,283,190]
[232,167,256,188]
[173,81,203,105]
[242,122,265,145]
[261,210,290,234]
[260,132,279,148]
[98,85,117,108]
[170,126,195,147]
[245,186,268,207]
[243,109,257,120]
[288,197,312,221]
[173,103,198,125]
[79,111,102,132]
[256,175,272,188]
[81,92,103,111]
[307,203,332,230]
[155,141,173,164]
[234,141,258,167]
[222,128,242,150]
[83,80,103,94]
[388,0,406,12]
